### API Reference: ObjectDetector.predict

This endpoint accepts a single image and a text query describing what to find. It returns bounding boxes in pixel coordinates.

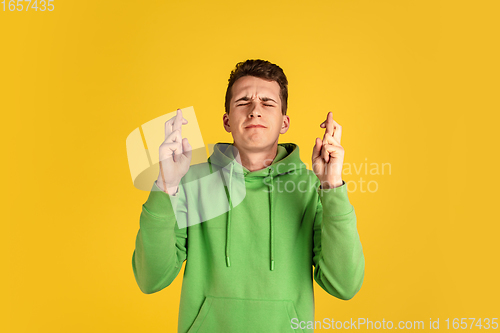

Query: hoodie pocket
[187,296,303,333]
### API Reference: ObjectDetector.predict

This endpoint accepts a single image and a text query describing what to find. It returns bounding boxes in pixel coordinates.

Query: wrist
[166,185,179,195]
[320,179,344,189]
[156,179,179,195]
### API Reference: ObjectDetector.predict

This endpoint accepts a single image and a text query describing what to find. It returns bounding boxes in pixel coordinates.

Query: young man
[132,59,365,333]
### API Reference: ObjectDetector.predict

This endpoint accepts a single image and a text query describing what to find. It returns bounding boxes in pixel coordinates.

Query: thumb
[312,138,322,160]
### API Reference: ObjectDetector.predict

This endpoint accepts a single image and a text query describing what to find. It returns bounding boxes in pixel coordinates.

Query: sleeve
[132,180,188,294]
[312,180,365,300]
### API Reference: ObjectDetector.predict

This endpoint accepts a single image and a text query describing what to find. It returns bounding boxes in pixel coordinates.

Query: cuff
[143,181,178,219]
[318,180,354,217]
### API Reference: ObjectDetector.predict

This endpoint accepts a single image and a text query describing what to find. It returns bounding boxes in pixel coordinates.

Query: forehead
[231,76,280,100]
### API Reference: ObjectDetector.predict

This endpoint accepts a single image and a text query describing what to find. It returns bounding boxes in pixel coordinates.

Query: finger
[177,109,189,125]
[164,114,178,139]
[321,145,329,163]
[326,112,334,136]
[171,140,182,162]
[320,111,333,128]
[164,109,188,139]
[162,141,182,153]
[160,141,182,162]
[312,137,322,160]
[323,143,340,158]
[174,109,189,141]
[164,117,175,140]
[330,118,342,145]
[165,128,182,144]
[173,109,184,133]
[323,132,341,147]
[182,138,192,160]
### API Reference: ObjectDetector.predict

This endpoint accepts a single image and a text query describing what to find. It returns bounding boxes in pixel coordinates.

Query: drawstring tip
[270,260,275,271]
[226,256,231,267]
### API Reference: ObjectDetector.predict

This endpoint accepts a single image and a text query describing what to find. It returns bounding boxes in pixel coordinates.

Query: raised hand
[156,108,192,194]
[312,112,345,189]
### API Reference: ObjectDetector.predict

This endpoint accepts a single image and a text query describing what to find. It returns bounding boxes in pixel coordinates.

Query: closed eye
[236,103,274,107]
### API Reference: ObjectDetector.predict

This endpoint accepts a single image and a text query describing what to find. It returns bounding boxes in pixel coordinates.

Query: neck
[232,141,279,172]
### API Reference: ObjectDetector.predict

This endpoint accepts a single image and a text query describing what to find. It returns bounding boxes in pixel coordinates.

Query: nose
[248,104,262,118]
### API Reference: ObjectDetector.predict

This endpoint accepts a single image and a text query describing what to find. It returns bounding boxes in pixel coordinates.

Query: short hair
[225,59,288,115]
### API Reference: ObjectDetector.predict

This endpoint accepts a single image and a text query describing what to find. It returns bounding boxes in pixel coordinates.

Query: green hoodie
[132,142,364,333]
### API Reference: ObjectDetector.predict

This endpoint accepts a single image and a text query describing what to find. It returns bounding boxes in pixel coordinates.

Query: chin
[241,140,276,151]
[234,134,278,148]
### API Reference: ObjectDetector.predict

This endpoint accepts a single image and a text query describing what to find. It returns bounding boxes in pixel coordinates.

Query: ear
[279,115,290,134]
[223,112,231,133]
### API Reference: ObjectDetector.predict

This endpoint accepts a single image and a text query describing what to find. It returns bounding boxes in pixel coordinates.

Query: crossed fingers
[319,112,343,162]
[320,111,342,145]
[163,108,188,160]
[165,109,187,140]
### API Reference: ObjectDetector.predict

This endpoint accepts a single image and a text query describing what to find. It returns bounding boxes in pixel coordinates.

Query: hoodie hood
[207,142,306,271]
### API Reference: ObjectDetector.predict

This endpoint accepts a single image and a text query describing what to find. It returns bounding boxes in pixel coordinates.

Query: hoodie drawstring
[224,163,275,271]
[225,162,234,268]
[267,169,275,271]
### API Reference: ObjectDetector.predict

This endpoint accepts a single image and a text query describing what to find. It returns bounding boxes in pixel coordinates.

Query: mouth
[245,125,266,129]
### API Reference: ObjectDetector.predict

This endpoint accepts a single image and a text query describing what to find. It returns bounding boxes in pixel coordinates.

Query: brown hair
[225,59,288,115]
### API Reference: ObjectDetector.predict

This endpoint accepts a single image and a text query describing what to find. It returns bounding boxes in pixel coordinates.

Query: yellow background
[2,0,499,332]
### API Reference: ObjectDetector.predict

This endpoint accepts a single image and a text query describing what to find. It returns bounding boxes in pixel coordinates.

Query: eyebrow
[234,96,277,104]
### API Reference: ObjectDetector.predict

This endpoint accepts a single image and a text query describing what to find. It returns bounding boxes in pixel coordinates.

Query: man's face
[223,76,290,153]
